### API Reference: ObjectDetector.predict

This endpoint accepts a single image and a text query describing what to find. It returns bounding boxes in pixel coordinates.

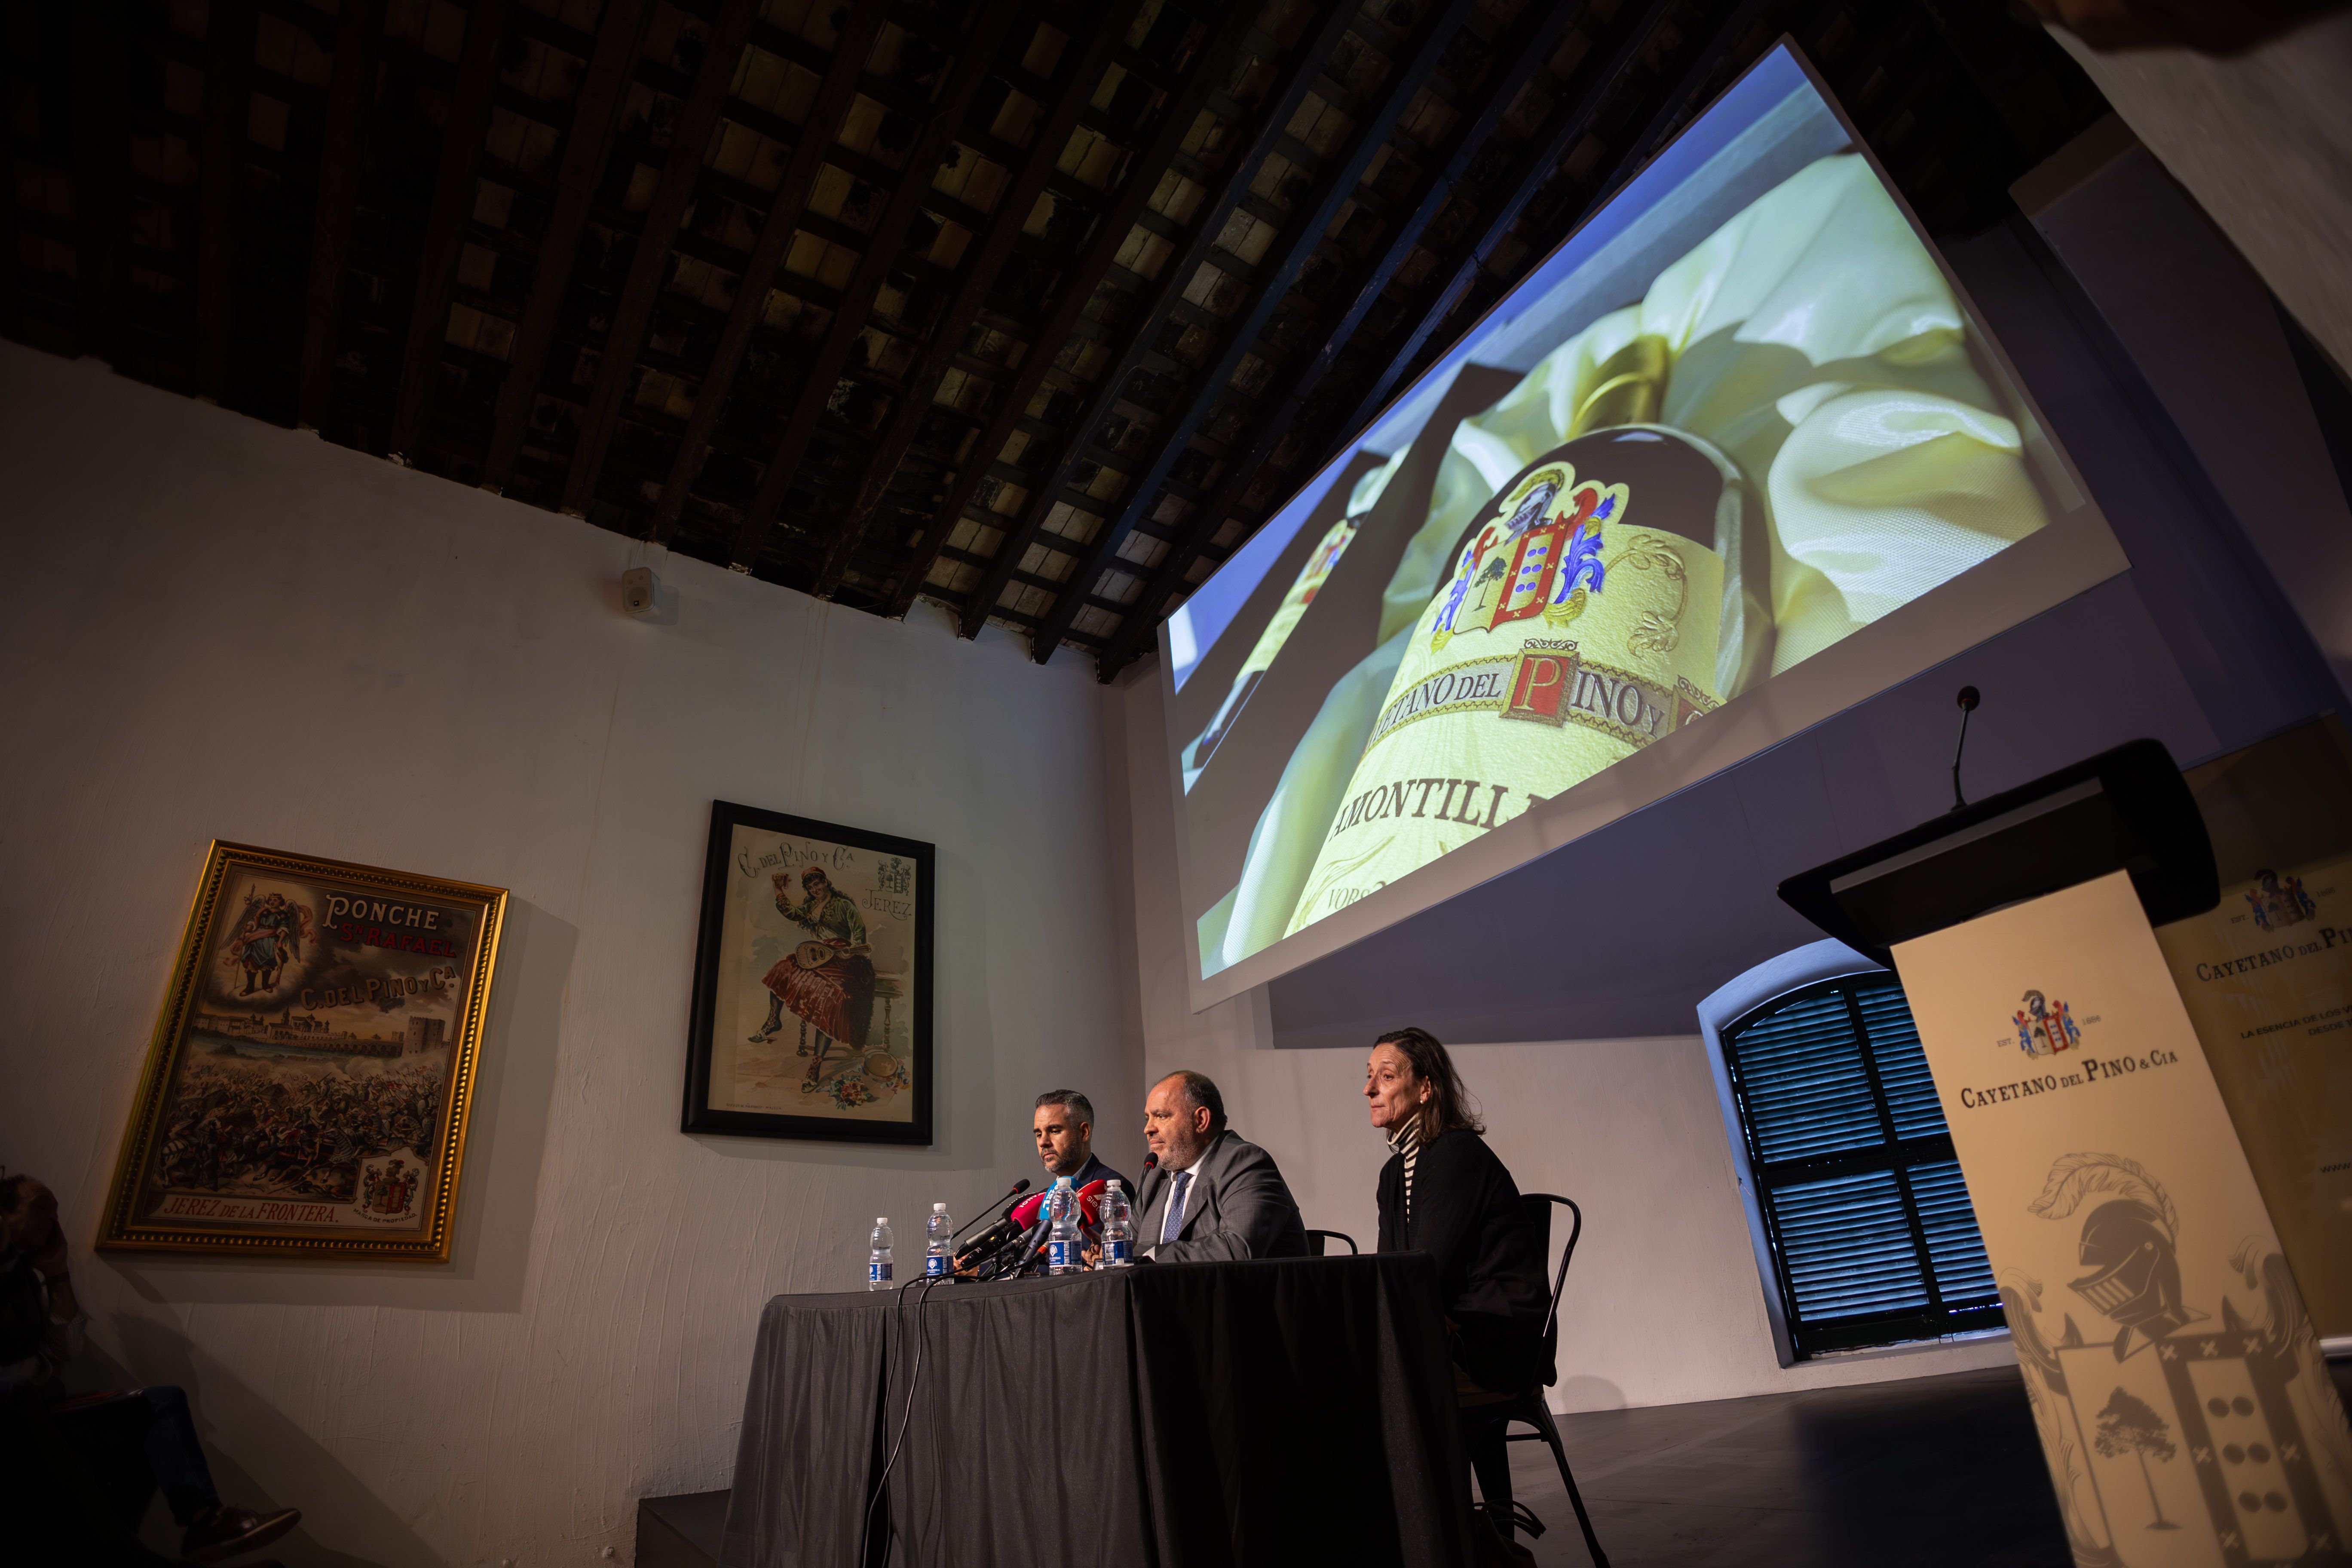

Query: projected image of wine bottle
[1283,349,1754,938]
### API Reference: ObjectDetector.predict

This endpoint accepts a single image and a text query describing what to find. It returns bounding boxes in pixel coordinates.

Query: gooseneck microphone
[1950,686,1981,812]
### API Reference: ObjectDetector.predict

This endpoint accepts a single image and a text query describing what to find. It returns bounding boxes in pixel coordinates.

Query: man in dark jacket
[1032,1090,1129,1195]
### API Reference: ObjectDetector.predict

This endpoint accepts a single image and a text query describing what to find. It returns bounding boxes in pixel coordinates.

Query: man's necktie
[1161,1170,1192,1245]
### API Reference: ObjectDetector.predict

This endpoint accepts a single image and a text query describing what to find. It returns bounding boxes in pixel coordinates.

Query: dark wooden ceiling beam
[297,0,387,431]
[476,0,657,490]
[195,0,255,401]
[642,0,893,540]
[877,0,1267,620]
[1023,0,1485,662]
[1318,0,1686,467]
[555,0,766,514]
[807,0,1152,599]
[70,0,130,366]
[1591,0,1785,214]
[1094,0,1601,673]
[556,0,761,515]
[951,0,1363,641]
[719,0,1030,567]
[386,0,515,463]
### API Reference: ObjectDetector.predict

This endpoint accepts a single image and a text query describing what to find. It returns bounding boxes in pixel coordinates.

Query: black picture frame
[682,801,934,1144]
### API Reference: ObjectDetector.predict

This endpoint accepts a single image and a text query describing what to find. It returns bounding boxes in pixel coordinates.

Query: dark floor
[643,1360,2352,1567]
[1507,1364,2067,1567]
[1506,1358,2352,1568]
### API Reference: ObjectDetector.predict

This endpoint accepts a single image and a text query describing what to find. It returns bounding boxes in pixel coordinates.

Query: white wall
[2046,15,2352,384]
[0,343,1141,1567]
[1102,668,2017,1415]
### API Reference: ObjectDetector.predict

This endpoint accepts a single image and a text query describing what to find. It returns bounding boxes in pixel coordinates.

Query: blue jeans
[51,1385,223,1527]
[137,1386,222,1525]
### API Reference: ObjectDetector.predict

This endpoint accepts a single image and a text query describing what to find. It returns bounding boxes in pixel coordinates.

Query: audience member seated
[2,1173,300,1565]
[1133,1071,1308,1262]
[1364,1029,1550,1566]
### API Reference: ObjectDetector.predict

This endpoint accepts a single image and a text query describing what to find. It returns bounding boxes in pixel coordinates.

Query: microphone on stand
[949,1177,1032,1246]
[978,1216,1044,1281]
[1131,1152,1161,1259]
[953,1217,1021,1269]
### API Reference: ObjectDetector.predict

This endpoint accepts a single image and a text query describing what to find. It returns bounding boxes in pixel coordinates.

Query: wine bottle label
[1286,433,1729,937]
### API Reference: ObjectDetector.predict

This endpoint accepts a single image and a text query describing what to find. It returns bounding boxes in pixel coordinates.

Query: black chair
[1475,1193,1608,1566]
[1305,1228,1359,1255]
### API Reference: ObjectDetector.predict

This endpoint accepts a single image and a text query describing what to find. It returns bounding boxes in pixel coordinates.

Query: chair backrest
[1305,1228,1360,1256]
[1519,1192,1583,1361]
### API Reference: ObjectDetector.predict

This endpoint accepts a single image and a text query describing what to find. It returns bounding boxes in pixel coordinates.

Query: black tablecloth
[718,1253,1476,1568]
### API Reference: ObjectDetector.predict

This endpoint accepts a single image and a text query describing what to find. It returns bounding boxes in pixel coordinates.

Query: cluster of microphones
[895,1153,1155,1284]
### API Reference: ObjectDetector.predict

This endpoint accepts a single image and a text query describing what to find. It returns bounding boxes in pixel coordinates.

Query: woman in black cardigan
[1367,1026,1550,1558]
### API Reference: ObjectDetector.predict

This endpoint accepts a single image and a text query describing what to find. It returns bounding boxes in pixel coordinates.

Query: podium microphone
[1950,686,1980,812]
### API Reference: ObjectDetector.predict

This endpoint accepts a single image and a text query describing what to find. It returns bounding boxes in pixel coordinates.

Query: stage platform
[639,1360,2352,1566]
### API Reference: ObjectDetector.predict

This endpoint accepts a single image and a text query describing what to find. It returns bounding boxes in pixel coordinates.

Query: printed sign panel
[1893,873,2352,1567]
[2156,852,2352,1341]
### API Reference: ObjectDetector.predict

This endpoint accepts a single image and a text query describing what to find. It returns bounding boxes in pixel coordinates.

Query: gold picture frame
[97,841,508,1261]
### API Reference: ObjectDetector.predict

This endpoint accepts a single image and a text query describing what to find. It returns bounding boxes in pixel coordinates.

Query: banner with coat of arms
[1893,871,2352,1568]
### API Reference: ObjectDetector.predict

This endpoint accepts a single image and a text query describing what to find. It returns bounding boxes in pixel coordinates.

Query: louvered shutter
[1721,976,2007,1357]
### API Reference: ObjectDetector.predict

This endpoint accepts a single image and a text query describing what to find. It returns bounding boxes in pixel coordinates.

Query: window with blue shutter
[1721,976,2003,1357]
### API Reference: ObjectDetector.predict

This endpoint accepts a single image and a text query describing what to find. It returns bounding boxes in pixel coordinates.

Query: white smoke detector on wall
[622,567,659,618]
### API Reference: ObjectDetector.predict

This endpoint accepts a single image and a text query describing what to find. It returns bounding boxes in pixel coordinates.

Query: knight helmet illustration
[2067,1196,2199,1360]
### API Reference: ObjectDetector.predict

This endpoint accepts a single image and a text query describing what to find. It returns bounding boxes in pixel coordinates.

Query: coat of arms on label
[2244,869,2317,932]
[1429,464,1629,651]
[2015,989,2082,1057]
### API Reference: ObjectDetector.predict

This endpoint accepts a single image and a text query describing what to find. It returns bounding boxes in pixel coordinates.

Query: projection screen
[1161,43,2126,1008]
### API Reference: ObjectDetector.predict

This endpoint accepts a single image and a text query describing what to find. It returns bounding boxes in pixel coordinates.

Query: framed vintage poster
[683,802,934,1144]
[98,842,507,1260]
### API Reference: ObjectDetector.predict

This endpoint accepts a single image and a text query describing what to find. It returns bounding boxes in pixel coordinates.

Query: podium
[1779,738,2352,1566]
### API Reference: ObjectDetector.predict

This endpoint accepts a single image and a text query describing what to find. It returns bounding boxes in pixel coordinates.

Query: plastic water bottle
[1046,1176,1080,1275]
[1096,1180,1133,1269]
[868,1217,893,1290]
[925,1202,952,1279]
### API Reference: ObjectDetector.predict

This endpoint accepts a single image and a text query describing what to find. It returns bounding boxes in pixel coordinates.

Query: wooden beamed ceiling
[3,0,2105,678]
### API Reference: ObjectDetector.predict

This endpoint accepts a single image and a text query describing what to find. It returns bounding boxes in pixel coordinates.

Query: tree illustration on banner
[2095,1387,2182,1530]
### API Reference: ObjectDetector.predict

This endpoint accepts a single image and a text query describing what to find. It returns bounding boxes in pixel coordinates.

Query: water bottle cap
[876,1216,888,1225]
[932,1202,947,1212]
[1055,1174,1072,1186]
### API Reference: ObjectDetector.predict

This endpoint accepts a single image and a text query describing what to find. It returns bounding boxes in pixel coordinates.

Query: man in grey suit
[1133,1070,1308,1262]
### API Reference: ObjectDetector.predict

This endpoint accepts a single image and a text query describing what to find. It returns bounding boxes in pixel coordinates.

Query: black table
[718,1253,1476,1568]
